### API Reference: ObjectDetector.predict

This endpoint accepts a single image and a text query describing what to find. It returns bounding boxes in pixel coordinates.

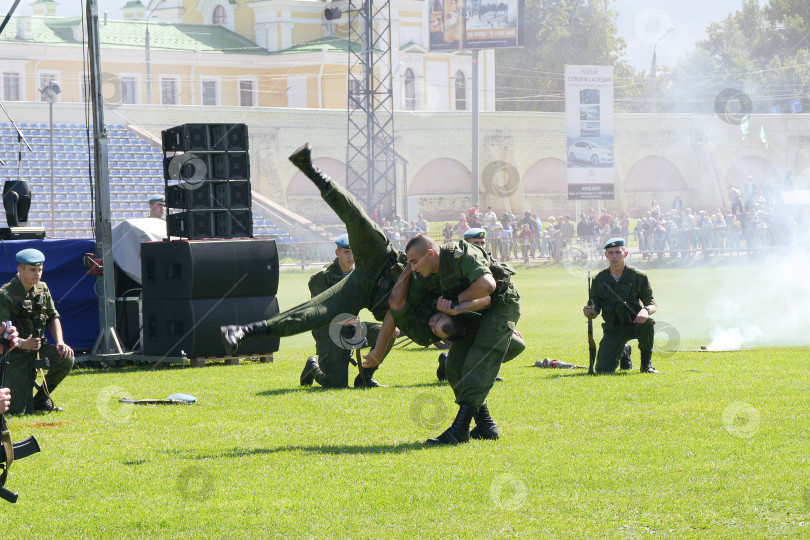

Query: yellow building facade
[1,0,495,113]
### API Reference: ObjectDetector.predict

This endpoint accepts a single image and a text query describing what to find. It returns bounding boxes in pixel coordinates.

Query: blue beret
[463,228,486,240]
[603,237,626,250]
[335,234,350,248]
[148,194,165,203]
[16,248,45,266]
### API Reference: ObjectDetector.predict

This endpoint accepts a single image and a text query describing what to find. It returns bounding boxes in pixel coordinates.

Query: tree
[495,0,642,112]
[663,0,810,114]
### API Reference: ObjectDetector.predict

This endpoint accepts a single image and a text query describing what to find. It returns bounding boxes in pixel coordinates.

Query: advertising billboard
[565,65,615,200]
[429,0,525,51]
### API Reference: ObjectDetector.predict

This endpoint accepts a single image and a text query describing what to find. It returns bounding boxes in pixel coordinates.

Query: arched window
[455,70,466,111]
[213,5,227,25]
[404,68,416,110]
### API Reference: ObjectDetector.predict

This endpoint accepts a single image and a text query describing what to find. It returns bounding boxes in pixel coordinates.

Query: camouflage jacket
[0,275,59,345]
[590,265,655,330]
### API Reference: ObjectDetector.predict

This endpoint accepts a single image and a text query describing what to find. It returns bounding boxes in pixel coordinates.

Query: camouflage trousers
[6,344,74,414]
[595,319,655,373]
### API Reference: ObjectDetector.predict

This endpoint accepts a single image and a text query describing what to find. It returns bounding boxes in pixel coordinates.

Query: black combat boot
[640,350,658,373]
[469,403,499,440]
[354,367,385,388]
[33,390,63,412]
[426,403,475,445]
[300,356,320,386]
[288,143,331,190]
[620,344,633,370]
[220,321,268,356]
[436,352,448,381]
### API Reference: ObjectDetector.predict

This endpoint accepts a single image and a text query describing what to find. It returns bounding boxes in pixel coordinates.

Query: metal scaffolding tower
[345,0,397,214]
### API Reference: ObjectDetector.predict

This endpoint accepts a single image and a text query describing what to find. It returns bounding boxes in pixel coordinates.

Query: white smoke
[704,249,809,350]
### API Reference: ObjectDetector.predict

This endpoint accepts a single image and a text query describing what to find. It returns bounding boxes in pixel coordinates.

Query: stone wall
[6,102,807,223]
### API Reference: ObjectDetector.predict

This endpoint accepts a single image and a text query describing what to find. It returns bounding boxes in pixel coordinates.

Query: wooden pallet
[187,355,274,368]
[77,352,274,367]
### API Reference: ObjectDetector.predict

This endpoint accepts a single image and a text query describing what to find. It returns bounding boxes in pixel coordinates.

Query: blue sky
[1,0,747,70]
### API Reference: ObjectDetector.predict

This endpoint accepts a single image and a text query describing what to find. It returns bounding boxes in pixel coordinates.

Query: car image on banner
[580,121,600,137]
[567,140,613,167]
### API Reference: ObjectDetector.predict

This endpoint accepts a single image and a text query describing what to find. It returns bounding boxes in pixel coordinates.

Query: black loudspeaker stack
[161,123,252,240]
[140,238,281,358]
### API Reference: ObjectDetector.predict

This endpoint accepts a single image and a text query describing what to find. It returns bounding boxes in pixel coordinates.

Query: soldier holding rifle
[0,249,74,413]
[583,238,659,374]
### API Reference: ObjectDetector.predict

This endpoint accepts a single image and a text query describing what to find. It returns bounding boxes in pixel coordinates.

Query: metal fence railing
[276,240,338,269]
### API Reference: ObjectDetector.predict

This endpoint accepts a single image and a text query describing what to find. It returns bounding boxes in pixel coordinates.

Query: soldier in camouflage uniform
[583,237,659,374]
[221,144,405,363]
[0,249,74,414]
[300,234,393,388]
[392,234,521,445]
[362,263,526,385]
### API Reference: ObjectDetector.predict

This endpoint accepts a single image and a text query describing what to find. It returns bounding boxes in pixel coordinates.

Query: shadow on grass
[393,381,446,389]
[167,441,427,459]
[256,386,354,397]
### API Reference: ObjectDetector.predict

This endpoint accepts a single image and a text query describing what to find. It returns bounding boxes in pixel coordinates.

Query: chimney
[32,0,58,17]
[122,0,148,21]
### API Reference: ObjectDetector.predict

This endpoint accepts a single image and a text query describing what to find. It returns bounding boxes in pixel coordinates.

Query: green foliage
[0,266,807,538]
[495,0,644,112]
[666,0,810,113]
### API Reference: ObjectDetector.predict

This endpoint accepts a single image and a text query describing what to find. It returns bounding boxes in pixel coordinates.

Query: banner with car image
[565,65,614,200]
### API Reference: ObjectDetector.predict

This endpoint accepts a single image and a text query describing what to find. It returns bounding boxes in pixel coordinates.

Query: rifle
[587,272,596,375]
[0,322,41,503]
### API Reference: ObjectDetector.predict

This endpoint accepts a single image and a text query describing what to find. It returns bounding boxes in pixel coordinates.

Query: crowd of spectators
[370,178,808,263]
[375,211,432,250]
[633,183,806,258]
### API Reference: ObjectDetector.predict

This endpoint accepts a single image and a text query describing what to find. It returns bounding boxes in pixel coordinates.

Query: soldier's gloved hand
[21,335,41,351]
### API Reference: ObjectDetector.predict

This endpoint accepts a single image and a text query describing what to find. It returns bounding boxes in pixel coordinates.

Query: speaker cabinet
[141,239,279,299]
[162,123,249,152]
[167,181,251,210]
[163,152,249,182]
[142,296,279,358]
[167,209,252,240]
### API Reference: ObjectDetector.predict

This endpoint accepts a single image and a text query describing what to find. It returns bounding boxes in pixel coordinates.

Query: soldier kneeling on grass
[582,237,659,374]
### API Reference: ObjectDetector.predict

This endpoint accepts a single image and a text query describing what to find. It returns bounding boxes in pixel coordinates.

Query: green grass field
[1,263,808,538]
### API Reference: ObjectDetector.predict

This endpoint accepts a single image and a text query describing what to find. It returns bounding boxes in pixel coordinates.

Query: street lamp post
[145,1,163,105]
[40,81,61,236]
[650,26,675,114]
[146,21,151,104]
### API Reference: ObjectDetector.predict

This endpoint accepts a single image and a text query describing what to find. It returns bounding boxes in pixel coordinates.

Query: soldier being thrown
[221,144,450,364]
[583,237,659,374]
[300,234,394,388]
